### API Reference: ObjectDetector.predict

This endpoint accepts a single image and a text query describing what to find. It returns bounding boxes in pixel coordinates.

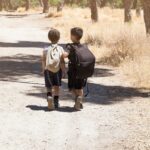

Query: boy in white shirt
[42,29,65,110]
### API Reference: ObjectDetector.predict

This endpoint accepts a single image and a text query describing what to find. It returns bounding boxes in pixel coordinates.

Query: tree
[136,0,141,17]
[42,0,49,13]
[0,0,13,11]
[143,0,150,35]
[124,0,134,22]
[0,0,3,11]
[90,0,98,22]
[25,0,30,10]
[136,6,141,17]
[57,0,65,12]
[39,0,43,7]
[134,0,141,17]
[7,0,12,10]
[97,0,107,8]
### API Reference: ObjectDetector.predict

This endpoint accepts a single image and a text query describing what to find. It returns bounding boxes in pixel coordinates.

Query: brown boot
[74,96,83,111]
[47,96,54,110]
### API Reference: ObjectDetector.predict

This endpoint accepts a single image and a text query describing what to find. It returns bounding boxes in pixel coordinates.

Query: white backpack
[46,45,62,73]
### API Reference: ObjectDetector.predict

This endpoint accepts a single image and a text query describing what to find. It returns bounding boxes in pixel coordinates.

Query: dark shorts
[44,69,62,89]
[68,71,86,90]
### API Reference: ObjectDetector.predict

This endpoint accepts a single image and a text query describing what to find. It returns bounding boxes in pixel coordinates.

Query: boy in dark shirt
[64,27,86,111]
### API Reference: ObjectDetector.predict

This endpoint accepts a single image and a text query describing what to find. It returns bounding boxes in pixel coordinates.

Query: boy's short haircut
[71,27,83,40]
[48,28,60,44]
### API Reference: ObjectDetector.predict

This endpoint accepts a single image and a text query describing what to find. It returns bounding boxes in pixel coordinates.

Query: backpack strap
[49,46,58,59]
[66,43,78,65]
[84,79,90,97]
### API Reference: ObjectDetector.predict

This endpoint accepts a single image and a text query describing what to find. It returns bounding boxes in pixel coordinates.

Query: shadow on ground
[26,105,77,113]
[0,54,41,81]
[26,82,149,106]
[0,54,113,81]
[0,13,43,18]
[0,41,68,49]
[0,54,149,106]
[86,83,149,104]
[0,41,50,48]
[0,14,28,18]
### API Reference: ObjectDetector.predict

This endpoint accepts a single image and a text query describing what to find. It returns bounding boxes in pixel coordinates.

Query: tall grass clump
[120,39,150,88]
[85,22,149,88]
[85,24,145,66]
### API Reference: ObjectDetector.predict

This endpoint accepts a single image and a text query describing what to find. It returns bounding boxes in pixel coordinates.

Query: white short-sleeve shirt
[43,44,65,71]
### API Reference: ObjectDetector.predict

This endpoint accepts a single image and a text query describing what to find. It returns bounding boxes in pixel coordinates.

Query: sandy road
[0,12,150,150]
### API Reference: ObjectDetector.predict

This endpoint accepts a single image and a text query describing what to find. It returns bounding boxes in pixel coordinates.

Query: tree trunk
[70,0,74,6]
[143,0,150,35]
[3,0,8,10]
[97,0,107,8]
[0,0,3,11]
[39,0,43,7]
[42,0,49,13]
[124,0,134,22]
[90,0,98,22]
[8,0,12,10]
[136,7,141,17]
[0,0,13,10]
[57,0,65,12]
[25,0,30,11]
[136,0,141,17]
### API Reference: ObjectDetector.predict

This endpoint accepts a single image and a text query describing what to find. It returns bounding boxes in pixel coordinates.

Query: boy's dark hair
[71,27,83,41]
[48,28,60,44]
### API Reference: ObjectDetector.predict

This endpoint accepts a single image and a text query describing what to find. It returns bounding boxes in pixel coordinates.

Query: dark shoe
[54,98,60,109]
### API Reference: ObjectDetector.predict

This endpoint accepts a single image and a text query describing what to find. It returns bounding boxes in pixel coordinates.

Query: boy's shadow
[57,106,77,113]
[26,105,77,113]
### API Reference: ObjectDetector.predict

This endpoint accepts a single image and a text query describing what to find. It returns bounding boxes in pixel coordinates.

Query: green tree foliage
[11,0,40,8]
[0,0,126,9]
[111,0,124,8]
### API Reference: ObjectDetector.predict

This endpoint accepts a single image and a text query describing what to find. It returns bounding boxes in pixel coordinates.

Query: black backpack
[67,44,96,79]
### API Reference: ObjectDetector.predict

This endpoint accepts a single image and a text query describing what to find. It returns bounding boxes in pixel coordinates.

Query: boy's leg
[47,90,54,110]
[53,86,60,109]
[75,89,84,97]
[73,78,86,110]
[68,69,85,110]
[44,70,54,110]
[52,69,63,109]
[47,88,54,110]
[47,88,52,97]
[74,89,84,110]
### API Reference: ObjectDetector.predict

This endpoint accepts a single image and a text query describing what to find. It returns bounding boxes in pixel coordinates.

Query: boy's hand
[62,52,69,58]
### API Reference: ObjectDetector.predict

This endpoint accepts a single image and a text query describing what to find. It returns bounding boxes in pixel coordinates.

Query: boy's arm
[60,56,66,77]
[62,44,71,58]
[60,48,67,77]
[62,51,69,58]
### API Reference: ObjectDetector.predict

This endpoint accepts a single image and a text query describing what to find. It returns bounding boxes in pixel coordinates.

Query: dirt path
[0,12,150,150]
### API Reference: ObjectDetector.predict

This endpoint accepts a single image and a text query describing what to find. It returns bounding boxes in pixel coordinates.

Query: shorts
[68,71,86,90]
[44,69,62,89]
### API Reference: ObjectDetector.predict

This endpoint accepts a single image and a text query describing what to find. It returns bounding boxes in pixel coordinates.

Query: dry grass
[46,11,62,18]
[16,6,42,13]
[48,7,149,88]
[17,7,26,12]
[120,39,150,88]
